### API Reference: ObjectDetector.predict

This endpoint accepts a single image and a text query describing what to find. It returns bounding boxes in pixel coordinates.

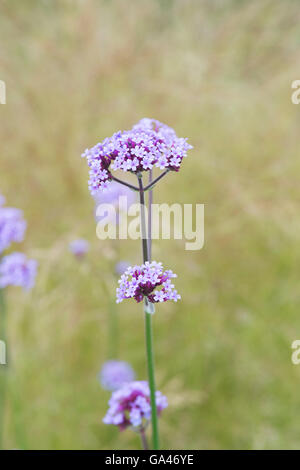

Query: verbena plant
[82,118,192,449]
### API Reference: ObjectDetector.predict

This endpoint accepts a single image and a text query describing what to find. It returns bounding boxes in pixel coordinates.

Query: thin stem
[139,427,149,450]
[137,173,159,450]
[0,288,6,450]
[144,308,159,448]
[148,170,153,261]
[137,175,149,262]
[144,169,170,192]
[111,176,139,192]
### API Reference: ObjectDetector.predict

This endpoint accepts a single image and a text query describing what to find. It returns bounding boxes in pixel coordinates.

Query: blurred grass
[1,0,300,449]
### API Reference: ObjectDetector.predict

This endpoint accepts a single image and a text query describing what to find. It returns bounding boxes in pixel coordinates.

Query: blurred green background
[1,0,300,449]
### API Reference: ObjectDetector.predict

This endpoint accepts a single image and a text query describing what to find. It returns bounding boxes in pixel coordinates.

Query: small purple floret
[103,381,168,430]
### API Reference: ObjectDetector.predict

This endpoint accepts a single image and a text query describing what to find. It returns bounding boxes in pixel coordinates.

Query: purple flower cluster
[69,239,89,258]
[0,194,37,291]
[81,118,192,194]
[99,360,135,391]
[116,261,181,305]
[103,381,168,430]
[0,252,37,291]
[0,206,27,254]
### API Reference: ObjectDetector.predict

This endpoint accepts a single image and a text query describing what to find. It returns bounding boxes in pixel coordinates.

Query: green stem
[144,307,159,449]
[0,288,7,450]
[137,173,159,450]
[144,169,169,192]
[148,170,153,260]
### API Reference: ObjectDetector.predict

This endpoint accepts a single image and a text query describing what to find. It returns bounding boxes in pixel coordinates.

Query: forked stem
[111,176,139,192]
[110,169,169,193]
[144,169,170,192]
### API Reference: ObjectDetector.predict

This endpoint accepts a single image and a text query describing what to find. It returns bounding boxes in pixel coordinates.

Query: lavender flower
[0,207,27,254]
[99,360,135,391]
[116,261,181,305]
[115,261,131,276]
[93,181,136,224]
[81,119,192,194]
[103,381,168,430]
[69,239,89,258]
[0,252,38,290]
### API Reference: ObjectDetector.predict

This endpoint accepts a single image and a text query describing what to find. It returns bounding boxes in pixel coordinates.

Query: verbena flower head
[116,261,181,305]
[81,119,192,194]
[115,261,131,276]
[0,206,27,254]
[0,252,38,290]
[99,360,135,391]
[103,380,168,430]
[69,239,89,258]
[93,181,136,224]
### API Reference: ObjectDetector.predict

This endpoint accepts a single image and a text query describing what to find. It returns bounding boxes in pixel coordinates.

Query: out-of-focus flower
[81,119,192,194]
[93,181,136,224]
[0,195,5,207]
[0,252,38,290]
[116,261,181,305]
[0,207,27,254]
[103,381,168,430]
[69,239,89,258]
[93,181,136,208]
[99,360,135,391]
[115,261,131,276]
